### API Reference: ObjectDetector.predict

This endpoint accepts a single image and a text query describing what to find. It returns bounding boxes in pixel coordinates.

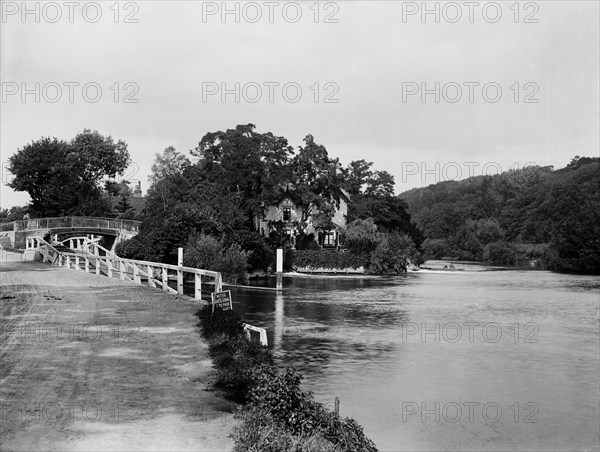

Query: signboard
[211,290,233,313]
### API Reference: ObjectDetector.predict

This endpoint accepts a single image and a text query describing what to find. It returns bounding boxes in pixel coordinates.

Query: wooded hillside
[399,157,600,274]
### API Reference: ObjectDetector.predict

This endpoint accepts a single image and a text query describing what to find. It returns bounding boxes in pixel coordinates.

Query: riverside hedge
[195,305,378,452]
[287,250,368,271]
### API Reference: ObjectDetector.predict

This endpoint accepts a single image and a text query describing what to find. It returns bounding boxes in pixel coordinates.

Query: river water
[228,265,600,451]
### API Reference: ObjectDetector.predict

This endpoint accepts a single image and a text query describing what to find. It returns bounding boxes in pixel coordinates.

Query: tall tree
[191,124,294,221]
[8,130,130,217]
[289,134,344,226]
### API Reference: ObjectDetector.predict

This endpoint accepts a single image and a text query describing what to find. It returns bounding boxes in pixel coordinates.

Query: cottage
[254,189,349,249]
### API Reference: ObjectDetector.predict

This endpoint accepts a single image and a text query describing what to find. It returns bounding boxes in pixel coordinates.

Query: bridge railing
[1,216,141,232]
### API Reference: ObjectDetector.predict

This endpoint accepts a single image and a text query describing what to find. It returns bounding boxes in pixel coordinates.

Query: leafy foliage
[194,305,378,452]
[290,250,367,270]
[126,125,420,276]
[184,233,250,284]
[8,130,130,217]
[0,206,27,222]
[401,158,600,273]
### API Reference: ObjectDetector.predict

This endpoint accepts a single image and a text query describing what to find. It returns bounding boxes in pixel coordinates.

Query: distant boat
[420,265,464,272]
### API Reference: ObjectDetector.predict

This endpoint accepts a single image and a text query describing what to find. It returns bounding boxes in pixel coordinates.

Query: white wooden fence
[36,237,222,299]
[35,236,269,344]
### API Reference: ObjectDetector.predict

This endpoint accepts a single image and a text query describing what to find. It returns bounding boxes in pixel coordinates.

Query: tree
[149,146,190,186]
[343,160,373,195]
[8,130,130,217]
[191,124,294,222]
[0,206,28,222]
[365,170,395,197]
[289,134,344,227]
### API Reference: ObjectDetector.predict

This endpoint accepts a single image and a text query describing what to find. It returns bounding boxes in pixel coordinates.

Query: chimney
[133,181,142,198]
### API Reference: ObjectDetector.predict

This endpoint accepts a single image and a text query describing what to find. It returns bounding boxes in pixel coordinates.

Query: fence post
[259,329,268,346]
[276,248,283,291]
[162,267,168,292]
[65,255,70,269]
[147,265,156,288]
[107,259,113,278]
[177,268,183,295]
[194,272,202,300]
[177,247,184,295]
[120,260,125,280]
[133,264,141,284]
[85,256,89,273]
[96,257,100,275]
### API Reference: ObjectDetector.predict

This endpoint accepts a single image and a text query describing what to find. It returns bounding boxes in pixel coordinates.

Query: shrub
[343,218,379,254]
[185,233,250,284]
[295,232,317,251]
[194,304,379,451]
[233,407,341,452]
[369,235,407,274]
[483,241,517,265]
[290,250,367,270]
[421,238,451,260]
[226,230,274,272]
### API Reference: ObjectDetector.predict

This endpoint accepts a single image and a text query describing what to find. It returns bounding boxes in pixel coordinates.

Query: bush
[295,232,317,251]
[369,236,407,274]
[226,230,274,272]
[483,241,517,265]
[421,238,452,260]
[194,305,378,452]
[233,407,341,452]
[343,218,379,254]
[290,250,367,271]
[185,233,250,284]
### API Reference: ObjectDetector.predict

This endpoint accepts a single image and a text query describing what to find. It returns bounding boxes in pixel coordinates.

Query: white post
[107,259,113,278]
[195,272,202,300]
[120,260,125,280]
[162,267,168,292]
[177,247,184,295]
[85,257,89,273]
[95,257,100,275]
[147,265,156,288]
[65,255,71,269]
[276,248,283,291]
[259,329,268,346]
[177,269,183,295]
[133,264,141,284]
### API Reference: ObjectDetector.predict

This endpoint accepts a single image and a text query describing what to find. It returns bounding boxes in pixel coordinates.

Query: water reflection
[228,272,599,451]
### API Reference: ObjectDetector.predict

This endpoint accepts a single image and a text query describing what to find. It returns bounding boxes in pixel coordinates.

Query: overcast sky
[1,0,598,209]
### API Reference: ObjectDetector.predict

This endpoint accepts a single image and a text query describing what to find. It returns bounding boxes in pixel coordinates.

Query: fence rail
[0,216,141,233]
[36,237,222,300]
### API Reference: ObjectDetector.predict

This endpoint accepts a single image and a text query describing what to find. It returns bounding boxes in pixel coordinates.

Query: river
[228,264,600,451]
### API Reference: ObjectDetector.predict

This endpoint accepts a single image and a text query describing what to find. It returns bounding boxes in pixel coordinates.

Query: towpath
[0,255,234,451]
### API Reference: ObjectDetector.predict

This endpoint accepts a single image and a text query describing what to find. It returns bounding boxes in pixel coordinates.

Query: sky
[1,0,598,209]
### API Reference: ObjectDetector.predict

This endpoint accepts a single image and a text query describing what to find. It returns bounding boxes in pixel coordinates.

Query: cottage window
[323,231,336,247]
[283,207,292,222]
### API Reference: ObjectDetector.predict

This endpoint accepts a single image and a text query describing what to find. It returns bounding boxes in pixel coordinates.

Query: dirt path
[0,256,235,452]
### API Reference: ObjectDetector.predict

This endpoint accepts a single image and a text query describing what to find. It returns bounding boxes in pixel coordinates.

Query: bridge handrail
[37,237,63,265]
[1,216,141,232]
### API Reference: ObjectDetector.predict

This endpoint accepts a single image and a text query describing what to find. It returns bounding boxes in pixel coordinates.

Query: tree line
[399,156,600,274]
[5,125,422,280]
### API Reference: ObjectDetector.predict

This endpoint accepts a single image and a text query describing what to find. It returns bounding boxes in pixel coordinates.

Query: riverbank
[195,305,378,452]
[0,259,234,451]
